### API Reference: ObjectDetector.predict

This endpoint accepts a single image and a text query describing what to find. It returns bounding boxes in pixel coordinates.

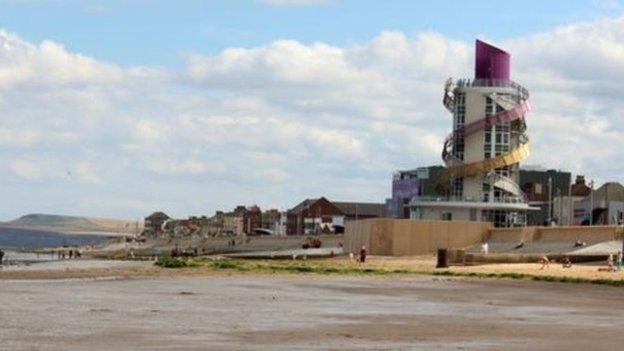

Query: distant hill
[0,213,141,234]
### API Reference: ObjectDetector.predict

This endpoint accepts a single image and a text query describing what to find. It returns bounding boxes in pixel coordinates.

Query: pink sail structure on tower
[474,39,510,81]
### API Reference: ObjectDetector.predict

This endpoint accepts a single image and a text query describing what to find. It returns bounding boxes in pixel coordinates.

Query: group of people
[539,255,572,270]
[539,251,624,272]
[56,249,81,260]
[348,245,367,263]
[605,251,623,272]
[170,244,200,258]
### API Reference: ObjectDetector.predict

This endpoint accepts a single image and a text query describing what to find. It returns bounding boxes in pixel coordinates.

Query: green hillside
[1,213,137,233]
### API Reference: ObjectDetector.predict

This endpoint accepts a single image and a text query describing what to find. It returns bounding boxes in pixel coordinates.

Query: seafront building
[386,166,445,219]
[519,168,571,225]
[569,182,624,225]
[286,197,387,235]
[410,40,533,227]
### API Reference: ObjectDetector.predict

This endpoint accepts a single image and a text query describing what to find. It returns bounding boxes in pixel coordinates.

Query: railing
[456,78,528,99]
[412,195,526,204]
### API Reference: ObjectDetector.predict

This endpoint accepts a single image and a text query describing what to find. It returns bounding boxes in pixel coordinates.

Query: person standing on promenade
[616,251,622,272]
[359,245,367,263]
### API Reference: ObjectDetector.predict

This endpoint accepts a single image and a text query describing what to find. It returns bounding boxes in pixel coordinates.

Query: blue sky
[1,0,624,220]
[1,0,620,68]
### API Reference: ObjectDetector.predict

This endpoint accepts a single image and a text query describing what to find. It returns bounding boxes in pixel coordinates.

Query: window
[454,93,466,127]
[451,177,463,198]
[441,212,453,221]
[495,167,510,178]
[482,210,526,228]
[485,94,511,159]
[535,183,542,194]
[453,136,465,161]
[485,97,493,117]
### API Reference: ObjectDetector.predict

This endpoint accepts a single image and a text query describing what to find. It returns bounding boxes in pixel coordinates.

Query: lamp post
[568,181,573,226]
[548,177,553,226]
[620,210,624,255]
[556,188,562,225]
[589,180,594,226]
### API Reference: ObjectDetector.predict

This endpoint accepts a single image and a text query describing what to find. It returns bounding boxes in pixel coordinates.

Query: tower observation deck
[411,40,533,227]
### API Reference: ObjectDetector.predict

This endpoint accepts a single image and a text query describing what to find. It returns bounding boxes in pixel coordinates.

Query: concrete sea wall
[345,219,624,256]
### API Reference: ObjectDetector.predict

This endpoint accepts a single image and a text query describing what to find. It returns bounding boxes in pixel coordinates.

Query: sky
[1,0,623,220]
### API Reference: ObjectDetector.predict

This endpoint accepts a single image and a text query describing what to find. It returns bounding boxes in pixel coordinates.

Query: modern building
[552,175,592,225]
[386,166,445,218]
[519,168,571,225]
[410,39,533,227]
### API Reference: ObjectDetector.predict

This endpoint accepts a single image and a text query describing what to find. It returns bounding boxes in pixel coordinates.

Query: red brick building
[244,205,262,235]
[286,197,386,235]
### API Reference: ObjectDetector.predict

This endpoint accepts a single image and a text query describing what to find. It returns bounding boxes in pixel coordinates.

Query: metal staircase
[438,79,531,201]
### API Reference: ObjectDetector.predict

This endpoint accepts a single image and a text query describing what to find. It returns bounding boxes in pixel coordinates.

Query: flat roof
[412,201,538,211]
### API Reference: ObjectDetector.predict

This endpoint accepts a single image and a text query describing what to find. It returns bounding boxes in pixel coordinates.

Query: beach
[1,273,624,350]
[1,255,624,349]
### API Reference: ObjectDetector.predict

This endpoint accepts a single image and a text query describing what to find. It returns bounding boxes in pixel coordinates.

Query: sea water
[0,227,109,250]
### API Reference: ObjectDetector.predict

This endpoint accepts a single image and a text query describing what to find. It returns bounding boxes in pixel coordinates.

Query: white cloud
[1,17,624,219]
[71,161,102,183]
[8,160,45,180]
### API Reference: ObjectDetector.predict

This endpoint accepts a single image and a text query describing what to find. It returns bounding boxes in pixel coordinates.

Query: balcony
[411,195,526,205]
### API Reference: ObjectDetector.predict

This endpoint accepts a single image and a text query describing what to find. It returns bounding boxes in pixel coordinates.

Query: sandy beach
[1,256,624,349]
[1,273,624,350]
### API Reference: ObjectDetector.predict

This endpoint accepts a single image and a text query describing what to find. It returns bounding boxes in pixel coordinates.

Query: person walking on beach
[607,254,615,272]
[539,255,550,270]
[562,256,572,268]
[0,248,4,265]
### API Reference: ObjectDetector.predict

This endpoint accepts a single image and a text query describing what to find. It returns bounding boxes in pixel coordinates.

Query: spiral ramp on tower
[438,78,531,200]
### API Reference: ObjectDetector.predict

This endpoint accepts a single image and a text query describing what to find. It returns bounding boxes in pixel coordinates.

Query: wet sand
[1,274,623,350]
[0,259,156,280]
